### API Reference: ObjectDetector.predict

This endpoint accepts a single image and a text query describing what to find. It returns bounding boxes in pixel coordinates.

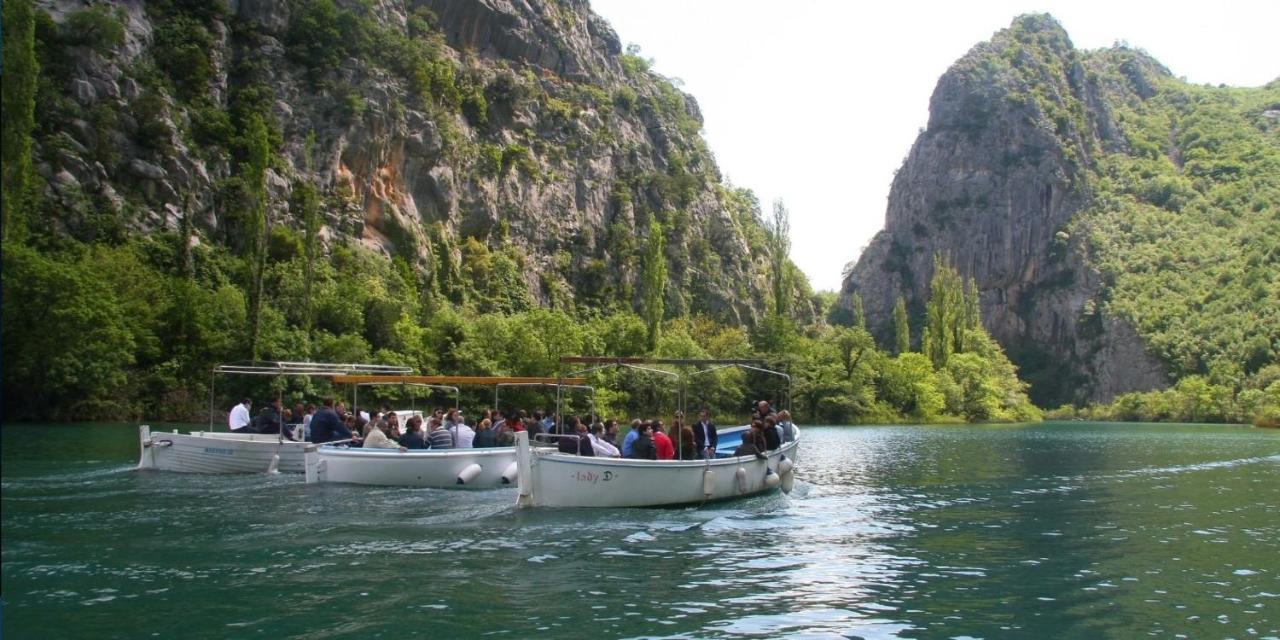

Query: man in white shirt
[447,409,475,448]
[229,398,253,432]
[589,423,621,457]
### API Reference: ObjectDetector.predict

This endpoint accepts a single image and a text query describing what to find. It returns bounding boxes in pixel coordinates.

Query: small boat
[138,425,316,474]
[513,356,800,508]
[513,428,799,508]
[305,445,519,487]
[301,374,589,488]
[136,361,410,475]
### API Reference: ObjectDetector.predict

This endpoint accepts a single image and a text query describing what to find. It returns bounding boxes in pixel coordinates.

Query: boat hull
[309,446,519,488]
[137,426,313,474]
[515,429,800,508]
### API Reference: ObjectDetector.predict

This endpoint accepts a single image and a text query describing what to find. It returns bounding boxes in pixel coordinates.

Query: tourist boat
[514,427,798,508]
[305,445,521,487]
[514,357,800,508]
[303,375,590,488]
[137,361,410,474]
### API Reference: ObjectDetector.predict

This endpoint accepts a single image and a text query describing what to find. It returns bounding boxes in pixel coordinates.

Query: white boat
[138,425,316,474]
[305,445,519,488]
[513,427,799,508]
[301,373,590,487]
[136,361,410,475]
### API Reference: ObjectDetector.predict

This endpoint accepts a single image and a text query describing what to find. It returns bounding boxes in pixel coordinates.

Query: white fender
[456,463,483,485]
[735,466,748,494]
[781,469,795,494]
[702,468,715,496]
[763,467,780,488]
[501,461,519,485]
[777,455,794,476]
[267,454,280,475]
[304,447,319,484]
[316,458,328,483]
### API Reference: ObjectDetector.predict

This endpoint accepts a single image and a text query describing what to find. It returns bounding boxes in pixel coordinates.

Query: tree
[640,221,666,350]
[923,254,965,369]
[2,245,136,419]
[767,199,792,318]
[850,292,866,329]
[893,296,910,355]
[2,0,39,243]
[243,115,271,359]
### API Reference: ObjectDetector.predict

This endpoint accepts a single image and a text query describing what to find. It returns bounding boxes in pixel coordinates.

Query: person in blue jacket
[308,397,353,444]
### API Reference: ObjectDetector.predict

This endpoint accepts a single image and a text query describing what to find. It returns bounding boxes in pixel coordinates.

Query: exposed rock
[128,159,167,181]
[28,0,797,331]
[70,79,97,105]
[838,14,1167,405]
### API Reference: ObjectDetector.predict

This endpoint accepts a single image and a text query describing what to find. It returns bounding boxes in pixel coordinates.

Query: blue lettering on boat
[203,447,235,456]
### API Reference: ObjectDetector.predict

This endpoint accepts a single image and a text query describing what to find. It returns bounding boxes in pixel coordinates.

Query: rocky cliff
[27,0,807,327]
[839,15,1181,405]
[842,14,1280,406]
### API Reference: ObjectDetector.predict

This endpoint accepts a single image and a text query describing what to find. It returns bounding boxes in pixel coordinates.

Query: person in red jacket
[652,419,675,460]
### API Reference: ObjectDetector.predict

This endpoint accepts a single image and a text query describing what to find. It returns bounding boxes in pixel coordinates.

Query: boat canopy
[329,375,586,385]
[209,361,414,430]
[214,361,412,377]
[557,356,791,415]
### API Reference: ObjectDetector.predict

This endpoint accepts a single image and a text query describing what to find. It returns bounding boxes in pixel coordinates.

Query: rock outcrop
[29,0,806,327]
[837,15,1168,405]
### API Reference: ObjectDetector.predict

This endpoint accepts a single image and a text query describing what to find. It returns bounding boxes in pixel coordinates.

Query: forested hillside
[1,0,1038,425]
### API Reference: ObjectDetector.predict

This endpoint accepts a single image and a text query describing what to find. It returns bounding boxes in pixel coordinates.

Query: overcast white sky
[589,0,1280,291]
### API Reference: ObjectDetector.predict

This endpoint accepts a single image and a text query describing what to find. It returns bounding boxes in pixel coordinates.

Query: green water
[2,422,1278,639]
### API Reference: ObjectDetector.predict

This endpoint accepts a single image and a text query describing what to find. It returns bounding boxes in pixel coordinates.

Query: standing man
[229,398,252,432]
[693,409,718,459]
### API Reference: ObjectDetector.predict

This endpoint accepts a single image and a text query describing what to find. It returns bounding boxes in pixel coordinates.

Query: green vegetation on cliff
[1,1,1041,425]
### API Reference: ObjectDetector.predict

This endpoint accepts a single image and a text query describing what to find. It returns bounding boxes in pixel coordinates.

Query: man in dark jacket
[558,417,595,456]
[308,398,352,444]
[692,409,718,459]
[251,399,284,434]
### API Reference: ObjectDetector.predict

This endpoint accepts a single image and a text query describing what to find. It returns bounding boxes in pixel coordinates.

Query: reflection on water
[3,422,1279,638]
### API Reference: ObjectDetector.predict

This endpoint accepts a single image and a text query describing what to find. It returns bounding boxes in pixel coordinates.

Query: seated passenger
[446,410,475,448]
[558,417,595,456]
[589,423,621,458]
[628,423,657,460]
[676,423,698,460]
[652,420,675,460]
[621,419,641,457]
[399,415,428,449]
[472,418,497,448]
[362,419,401,449]
[308,398,352,444]
[737,422,762,458]
[427,418,454,449]
[762,416,782,451]
[252,399,284,434]
[778,410,796,442]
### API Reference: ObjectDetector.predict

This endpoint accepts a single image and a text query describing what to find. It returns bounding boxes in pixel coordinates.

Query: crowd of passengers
[228,397,795,458]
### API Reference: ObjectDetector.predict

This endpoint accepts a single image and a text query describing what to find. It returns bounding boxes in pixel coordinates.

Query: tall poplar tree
[767,199,792,318]
[923,254,964,369]
[2,0,38,243]
[893,296,910,355]
[850,292,866,330]
[640,221,666,350]
[243,115,270,360]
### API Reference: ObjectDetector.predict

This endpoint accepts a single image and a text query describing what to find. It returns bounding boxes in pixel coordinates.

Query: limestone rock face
[31,0,796,326]
[837,15,1167,405]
